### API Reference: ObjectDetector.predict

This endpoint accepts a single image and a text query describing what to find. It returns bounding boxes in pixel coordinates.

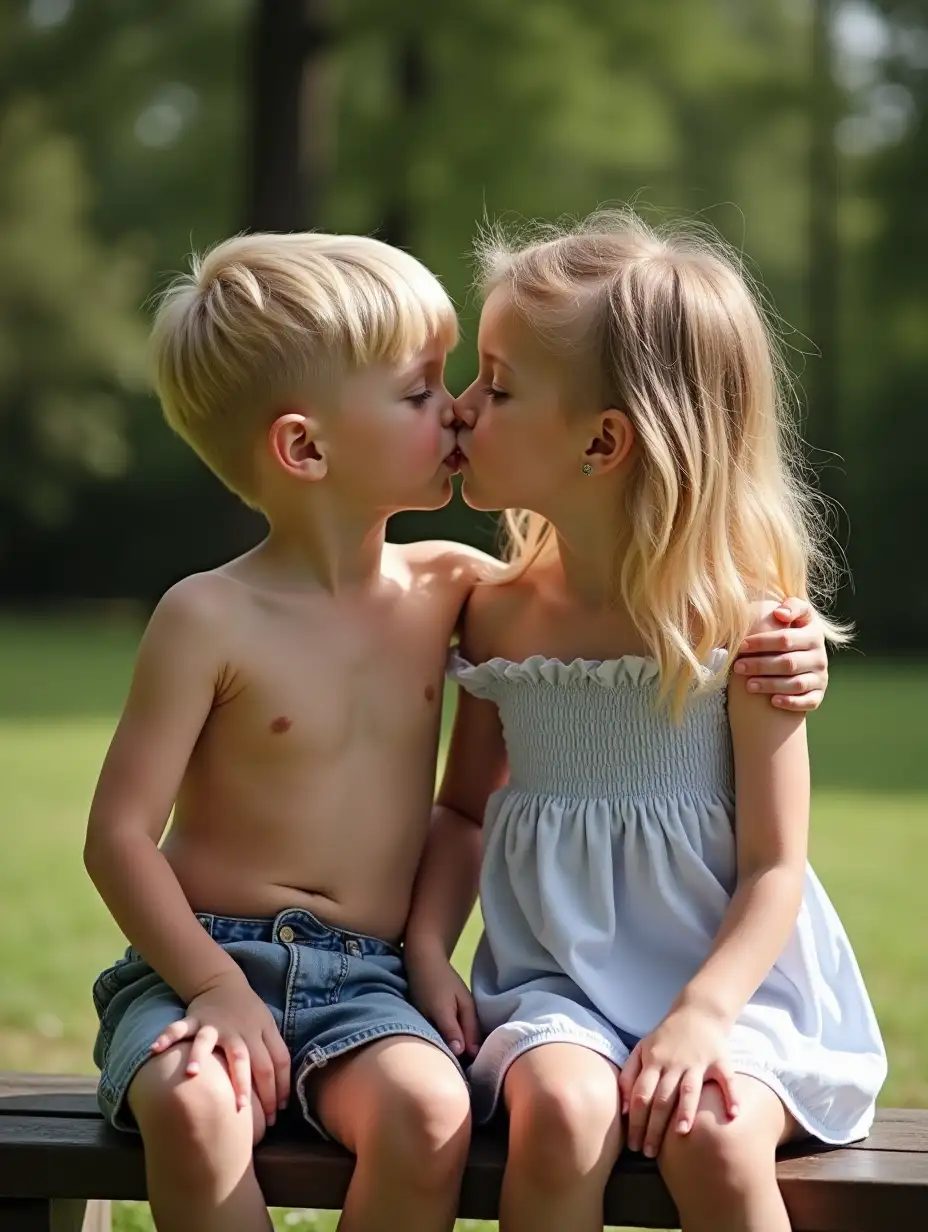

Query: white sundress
[448,649,887,1142]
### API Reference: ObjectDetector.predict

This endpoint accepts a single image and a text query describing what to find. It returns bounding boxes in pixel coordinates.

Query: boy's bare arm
[84,576,241,1001]
[84,575,290,1118]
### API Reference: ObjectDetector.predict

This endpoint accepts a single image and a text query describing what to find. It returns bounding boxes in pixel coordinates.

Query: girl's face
[453,288,598,516]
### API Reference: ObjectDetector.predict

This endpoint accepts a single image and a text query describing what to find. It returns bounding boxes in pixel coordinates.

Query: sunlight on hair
[475,208,849,714]
[150,233,458,504]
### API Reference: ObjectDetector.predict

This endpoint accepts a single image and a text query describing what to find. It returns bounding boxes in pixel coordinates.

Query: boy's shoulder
[394,539,506,590]
[143,569,249,654]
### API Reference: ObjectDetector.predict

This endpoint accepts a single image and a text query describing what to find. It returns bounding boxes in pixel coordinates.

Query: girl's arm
[405,683,509,1055]
[676,610,810,1023]
[623,605,809,1154]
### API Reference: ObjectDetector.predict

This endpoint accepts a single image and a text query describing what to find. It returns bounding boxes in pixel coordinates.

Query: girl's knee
[507,1067,622,1187]
[660,1091,769,1195]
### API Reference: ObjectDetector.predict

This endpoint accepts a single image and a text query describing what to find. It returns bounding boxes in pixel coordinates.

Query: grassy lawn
[1,614,926,1230]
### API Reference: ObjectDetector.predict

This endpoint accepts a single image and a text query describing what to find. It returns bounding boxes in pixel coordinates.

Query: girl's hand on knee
[734,599,829,712]
[619,1008,739,1158]
[407,951,481,1058]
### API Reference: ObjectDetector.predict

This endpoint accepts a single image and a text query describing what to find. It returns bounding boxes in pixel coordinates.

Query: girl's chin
[458,474,504,514]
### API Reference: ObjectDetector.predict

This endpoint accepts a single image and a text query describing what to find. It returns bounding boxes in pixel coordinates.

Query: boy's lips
[443,446,463,471]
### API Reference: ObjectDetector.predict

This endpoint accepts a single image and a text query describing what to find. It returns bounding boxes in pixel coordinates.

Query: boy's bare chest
[209,592,453,754]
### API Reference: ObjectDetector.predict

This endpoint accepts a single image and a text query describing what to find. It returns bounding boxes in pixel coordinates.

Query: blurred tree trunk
[809,0,841,495]
[248,0,333,232]
[378,34,427,251]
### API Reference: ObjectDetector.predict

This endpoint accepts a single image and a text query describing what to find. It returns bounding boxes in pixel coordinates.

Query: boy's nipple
[270,715,293,734]
[424,685,436,702]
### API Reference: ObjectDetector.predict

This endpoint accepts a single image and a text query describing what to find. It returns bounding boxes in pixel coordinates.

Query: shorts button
[279,926,295,943]
[346,939,361,957]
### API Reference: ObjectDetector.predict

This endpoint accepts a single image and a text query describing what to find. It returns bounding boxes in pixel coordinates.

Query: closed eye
[407,389,433,406]
[483,385,509,403]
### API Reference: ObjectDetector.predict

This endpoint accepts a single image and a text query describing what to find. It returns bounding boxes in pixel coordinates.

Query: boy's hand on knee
[734,599,829,712]
[152,970,290,1126]
[407,952,481,1058]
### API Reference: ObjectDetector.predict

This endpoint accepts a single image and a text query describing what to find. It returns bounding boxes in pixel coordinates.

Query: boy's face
[323,340,460,514]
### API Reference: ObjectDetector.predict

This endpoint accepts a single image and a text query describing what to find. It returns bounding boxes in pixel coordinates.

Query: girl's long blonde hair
[477,209,848,710]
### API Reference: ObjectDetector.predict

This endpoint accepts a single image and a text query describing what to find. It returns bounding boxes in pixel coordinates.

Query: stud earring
[581,463,593,475]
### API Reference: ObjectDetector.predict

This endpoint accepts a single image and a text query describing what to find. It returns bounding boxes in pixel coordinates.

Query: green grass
[1,615,926,1230]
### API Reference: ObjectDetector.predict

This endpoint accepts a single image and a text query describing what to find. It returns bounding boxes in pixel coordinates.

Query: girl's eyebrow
[481,352,514,372]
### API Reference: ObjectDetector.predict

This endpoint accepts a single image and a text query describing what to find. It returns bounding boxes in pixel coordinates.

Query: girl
[405,210,886,1232]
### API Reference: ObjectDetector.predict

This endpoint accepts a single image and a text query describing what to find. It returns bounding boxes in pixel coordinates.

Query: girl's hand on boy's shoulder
[619,1005,738,1159]
[406,949,481,1060]
[734,598,828,712]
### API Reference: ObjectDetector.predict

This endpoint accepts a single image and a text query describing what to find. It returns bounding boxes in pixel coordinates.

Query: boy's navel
[270,715,293,734]
[424,685,436,702]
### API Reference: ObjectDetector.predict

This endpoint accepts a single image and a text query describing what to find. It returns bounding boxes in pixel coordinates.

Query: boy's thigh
[311,1035,470,1152]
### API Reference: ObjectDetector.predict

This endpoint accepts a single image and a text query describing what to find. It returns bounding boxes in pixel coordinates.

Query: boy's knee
[360,1066,472,1187]
[508,1071,621,1187]
[130,1048,259,1169]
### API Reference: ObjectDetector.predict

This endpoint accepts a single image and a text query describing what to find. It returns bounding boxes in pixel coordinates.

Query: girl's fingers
[618,1045,642,1115]
[627,1065,661,1153]
[707,1060,740,1120]
[675,1068,704,1134]
[643,1070,682,1158]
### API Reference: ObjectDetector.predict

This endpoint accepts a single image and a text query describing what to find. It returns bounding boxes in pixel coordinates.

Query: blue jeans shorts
[92,907,459,1134]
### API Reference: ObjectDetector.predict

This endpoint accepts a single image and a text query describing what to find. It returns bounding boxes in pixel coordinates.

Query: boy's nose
[452,398,476,428]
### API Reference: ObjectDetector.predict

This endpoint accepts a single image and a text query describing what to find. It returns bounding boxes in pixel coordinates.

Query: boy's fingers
[222,1038,252,1111]
[267,1031,291,1111]
[773,598,814,626]
[185,1024,218,1075]
[745,671,819,695]
[152,1017,197,1053]
[773,689,824,712]
[249,1045,278,1125]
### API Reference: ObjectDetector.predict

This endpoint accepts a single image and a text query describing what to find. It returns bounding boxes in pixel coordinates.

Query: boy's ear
[268,413,327,481]
[583,409,634,474]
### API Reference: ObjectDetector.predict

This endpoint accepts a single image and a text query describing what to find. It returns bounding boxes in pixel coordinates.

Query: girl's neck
[552,518,629,610]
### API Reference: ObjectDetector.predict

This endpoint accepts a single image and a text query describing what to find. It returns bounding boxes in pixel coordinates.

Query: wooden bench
[2,1074,927,1231]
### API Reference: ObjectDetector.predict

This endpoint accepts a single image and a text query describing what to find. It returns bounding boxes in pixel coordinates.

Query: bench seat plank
[1,1077,927,1230]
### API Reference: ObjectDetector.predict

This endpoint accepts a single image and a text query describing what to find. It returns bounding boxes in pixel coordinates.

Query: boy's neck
[258,507,389,594]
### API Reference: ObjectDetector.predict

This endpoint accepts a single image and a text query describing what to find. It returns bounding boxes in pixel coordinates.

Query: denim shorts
[92,907,459,1134]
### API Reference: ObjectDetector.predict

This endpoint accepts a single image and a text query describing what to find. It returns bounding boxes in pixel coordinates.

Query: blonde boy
[86,231,829,1232]
[86,234,485,1232]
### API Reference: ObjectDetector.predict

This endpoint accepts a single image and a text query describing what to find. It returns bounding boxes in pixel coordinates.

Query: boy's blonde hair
[151,232,458,503]
[477,209,847,710]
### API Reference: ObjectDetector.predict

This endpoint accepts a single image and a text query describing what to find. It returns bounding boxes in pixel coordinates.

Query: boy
[86,232,829,1232]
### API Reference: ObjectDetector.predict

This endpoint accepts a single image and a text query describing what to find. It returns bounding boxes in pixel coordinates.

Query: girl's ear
[267,413,327,481]
[583,409,634,473]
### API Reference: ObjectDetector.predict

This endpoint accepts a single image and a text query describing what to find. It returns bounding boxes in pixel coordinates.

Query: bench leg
[0,1200,111,1232]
